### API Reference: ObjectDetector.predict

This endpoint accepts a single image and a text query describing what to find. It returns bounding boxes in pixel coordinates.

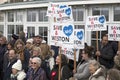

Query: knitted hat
[26,38,33,44]
[12,34,19,40]
[12,60,22,71]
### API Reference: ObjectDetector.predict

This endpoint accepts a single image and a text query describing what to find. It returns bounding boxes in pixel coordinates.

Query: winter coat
[98,42,115,69]
[3,58,17,80]
[50,64,72,80]
[22,49,30,73]
[10,71,26,80]
[27,67,47,80]
[0,44,7,71]
[89,66,106,80]
[74,59,91,80]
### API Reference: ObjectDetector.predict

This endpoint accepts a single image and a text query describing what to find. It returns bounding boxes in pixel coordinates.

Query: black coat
[50,64,72,80]
[3,59,17,80]
[99,42,115,69]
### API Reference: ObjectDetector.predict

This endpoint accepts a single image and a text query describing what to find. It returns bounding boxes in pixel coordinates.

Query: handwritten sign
[61,47,79,61]
[50,23,74,48]
[74,29,84,49]
[108,24,120,41]
[85,15,106,31]
[47,2,73,23]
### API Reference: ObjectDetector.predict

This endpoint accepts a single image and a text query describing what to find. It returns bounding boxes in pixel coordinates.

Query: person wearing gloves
[10,59,26,80]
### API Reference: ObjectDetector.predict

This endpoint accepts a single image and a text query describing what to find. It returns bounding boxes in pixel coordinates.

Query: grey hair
[32,57,42,66]
[89,59,100,70]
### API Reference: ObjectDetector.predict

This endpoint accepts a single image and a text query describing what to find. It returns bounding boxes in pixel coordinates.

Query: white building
[0,0,120,46]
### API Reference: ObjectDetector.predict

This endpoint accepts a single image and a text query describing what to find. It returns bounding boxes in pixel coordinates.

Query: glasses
[31,62,37,64]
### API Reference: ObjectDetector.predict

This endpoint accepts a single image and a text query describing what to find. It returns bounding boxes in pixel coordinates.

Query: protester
[0,36,7,80]
[95,34,115,69]
[50,54,72,80]
[73,45,94,80]
[11,34,19,46]
[106,68,120,80]
[114,52,120,70]
[32,35,51,60]
[19,31,26,44]
[3,41,14,70]
[3,49,17,80]
[14,39,30,72]
[27,57,47,80]
[25,38,33,55]
[10,59,26,80]
[89,60,106,80]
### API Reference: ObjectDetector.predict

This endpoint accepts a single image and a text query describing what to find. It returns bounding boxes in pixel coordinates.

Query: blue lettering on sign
[77,30,83,40]
[65,8,71,16]
[99,16,105,23]
[63,25,73,37]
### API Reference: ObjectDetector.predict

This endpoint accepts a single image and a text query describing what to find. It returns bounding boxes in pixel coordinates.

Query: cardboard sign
[61,47,79,61]
[47,2,73,23]
[74,29,84,49]
[85,15,107,31]
[50,23,74,48]
[108,24,120,41]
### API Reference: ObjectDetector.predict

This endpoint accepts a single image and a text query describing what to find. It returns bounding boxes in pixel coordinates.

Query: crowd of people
[0,31,120,80]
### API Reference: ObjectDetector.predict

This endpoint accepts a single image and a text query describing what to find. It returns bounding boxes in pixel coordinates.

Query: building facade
[0,0,120,46]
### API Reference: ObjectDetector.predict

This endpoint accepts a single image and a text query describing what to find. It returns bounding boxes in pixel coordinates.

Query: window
[8,12,14,22]
[0,25,4,35]
[114,7,120,21]
[27,27,35,38]
[39,27,48,42]
[0,12,4,22]
[27,10,37,22]
[74,25,84,29]
[92,7,109,21]
[72,7,84,21]
[7,25,23,41]
[16,11,23,22]
[91,26,108,47]
[39,9,48,21]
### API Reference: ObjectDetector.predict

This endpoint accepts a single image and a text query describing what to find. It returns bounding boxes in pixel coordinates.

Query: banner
[85,15,106,31]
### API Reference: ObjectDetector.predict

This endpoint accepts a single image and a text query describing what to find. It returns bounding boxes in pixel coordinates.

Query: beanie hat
[12,34,19,40]
[26,38,33,44]
[12,60,22,71]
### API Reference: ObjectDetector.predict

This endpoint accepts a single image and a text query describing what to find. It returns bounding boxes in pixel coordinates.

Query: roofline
[0,0,120,11]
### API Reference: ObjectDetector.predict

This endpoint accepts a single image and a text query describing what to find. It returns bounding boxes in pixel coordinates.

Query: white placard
[108,24,120,41]
[74,29,84,49]
[50,23,74,48]
[85,15,106,31]
[61,47,79,61]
